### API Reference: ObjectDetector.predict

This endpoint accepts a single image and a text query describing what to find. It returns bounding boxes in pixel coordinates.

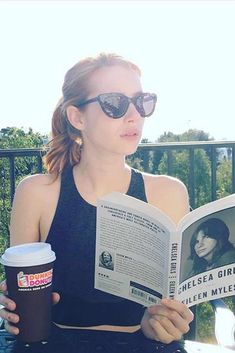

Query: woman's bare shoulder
[15,173,60,198]
[13,173,60,213]
[142,172,189,223]
[143,172,188,194]
[10,173,61,244]
[17,173,59,189]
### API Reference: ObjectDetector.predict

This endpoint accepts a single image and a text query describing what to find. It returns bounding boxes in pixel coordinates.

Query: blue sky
[0,1,235,142]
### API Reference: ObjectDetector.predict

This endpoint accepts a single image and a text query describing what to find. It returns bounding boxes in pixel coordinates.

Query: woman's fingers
[141,307,182,344]
[149,317,182,343]
[148,298,194,324]
[0,294,16,312]
[0,280,20,335]
[161,298,194,322]
[148,308,190,336]
[4,320,19,335]
[0,280,7,293]
[52,292,60,305]
[0,307,19,323]
[146,298,194,342]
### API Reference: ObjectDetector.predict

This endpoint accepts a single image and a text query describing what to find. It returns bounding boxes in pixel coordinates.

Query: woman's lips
[120,130,139,138]
[197,248,206,254]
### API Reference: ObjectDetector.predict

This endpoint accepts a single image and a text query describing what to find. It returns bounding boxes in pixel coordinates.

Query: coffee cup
[0,242,56,343]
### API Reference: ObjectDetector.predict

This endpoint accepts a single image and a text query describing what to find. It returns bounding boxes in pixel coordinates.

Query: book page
[176,194,235,307]
[94,192,176,306]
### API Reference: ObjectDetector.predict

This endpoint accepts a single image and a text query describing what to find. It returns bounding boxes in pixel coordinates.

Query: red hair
[44,53,141,175]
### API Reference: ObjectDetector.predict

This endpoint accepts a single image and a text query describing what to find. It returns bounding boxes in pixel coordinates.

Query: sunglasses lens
[99,94,129,118]
[98,93,157,119]
[136,93,157,117]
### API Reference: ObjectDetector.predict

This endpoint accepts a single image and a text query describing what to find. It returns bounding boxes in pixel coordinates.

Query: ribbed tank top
[46,167,147,326]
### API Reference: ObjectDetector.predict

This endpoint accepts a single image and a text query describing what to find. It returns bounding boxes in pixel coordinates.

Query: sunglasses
[74,92,157,119]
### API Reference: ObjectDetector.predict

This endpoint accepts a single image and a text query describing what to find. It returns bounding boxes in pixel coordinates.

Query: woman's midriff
[54,322,141,333]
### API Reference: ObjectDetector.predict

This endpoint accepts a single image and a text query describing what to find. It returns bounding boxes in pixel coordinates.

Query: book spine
[167,231,180,299]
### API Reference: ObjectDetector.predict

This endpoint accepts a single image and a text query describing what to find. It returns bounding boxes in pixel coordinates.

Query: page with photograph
[176,194,235,307]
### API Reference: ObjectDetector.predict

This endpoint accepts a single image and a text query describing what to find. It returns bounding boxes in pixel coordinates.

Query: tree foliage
[0,127,45,149]
[158,129,212,143]
[0,127,46,277]
[217,159,233,199]
[139,129,214,207]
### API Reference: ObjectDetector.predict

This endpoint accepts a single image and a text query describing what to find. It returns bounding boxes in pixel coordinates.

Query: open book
[94,192,235,307]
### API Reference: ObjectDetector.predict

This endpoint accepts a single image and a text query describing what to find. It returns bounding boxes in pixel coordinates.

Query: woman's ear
[66,105,85,131]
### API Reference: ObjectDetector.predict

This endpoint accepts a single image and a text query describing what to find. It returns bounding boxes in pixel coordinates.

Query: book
[94,192,235,307]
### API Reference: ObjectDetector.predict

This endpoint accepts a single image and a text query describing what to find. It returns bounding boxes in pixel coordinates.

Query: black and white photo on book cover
[178,205,235,306]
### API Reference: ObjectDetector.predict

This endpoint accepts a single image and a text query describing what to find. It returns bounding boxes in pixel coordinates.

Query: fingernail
[7,302,15,311]
[12,327,19,335]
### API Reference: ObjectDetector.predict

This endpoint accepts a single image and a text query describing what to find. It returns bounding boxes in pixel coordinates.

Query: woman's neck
[73,152,132,204]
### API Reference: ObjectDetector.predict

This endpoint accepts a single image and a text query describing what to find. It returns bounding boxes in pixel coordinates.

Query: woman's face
[78,65,146,157]
[194,230,218,261]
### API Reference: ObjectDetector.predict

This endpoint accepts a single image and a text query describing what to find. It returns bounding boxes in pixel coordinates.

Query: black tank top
[46,167,147,326]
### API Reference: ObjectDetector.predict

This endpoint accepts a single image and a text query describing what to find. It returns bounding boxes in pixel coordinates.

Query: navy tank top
[46,167,148,326]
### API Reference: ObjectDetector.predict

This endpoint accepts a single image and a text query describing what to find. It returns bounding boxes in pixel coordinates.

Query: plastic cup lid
[0,242,56,267]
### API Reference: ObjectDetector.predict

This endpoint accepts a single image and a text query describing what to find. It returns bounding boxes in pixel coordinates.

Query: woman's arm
[10,173,60,245]
[10,175,43,245]
[0,174,60,334]
[144,173,190,224]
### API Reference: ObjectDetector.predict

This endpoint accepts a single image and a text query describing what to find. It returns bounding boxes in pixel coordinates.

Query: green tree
[0,127,46,178]
[0,127,45,148]
[217,159,232,199]
[158,129,212,143]
[0,127,47,278]
[157,148,211,207]
[197,302,216,343]
[127,138,152,172]
[155,130,213,207]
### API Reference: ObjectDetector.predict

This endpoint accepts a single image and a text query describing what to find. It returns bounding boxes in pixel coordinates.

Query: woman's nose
[125,103,141,121]
[197,238,204,247]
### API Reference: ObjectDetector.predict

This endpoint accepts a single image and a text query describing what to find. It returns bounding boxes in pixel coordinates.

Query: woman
[0,53,193,353]
[189,218,235,275]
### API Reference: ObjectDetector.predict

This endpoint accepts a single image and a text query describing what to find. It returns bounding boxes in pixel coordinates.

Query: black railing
[0,148,43,204]
[1,141,235,208]
[133,141,235,209]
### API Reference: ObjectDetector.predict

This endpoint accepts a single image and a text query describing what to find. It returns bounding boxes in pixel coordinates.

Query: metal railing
[134,140,235,209]
[0,148,43,204]
[1,141,235,208]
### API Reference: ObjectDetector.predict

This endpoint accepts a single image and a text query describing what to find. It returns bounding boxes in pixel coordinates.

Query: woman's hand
[0,280,60,335]
[0,280,19,335]
[141,298,194,344]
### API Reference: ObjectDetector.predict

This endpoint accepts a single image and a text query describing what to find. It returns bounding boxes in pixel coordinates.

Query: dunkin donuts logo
[17,269,53,288]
